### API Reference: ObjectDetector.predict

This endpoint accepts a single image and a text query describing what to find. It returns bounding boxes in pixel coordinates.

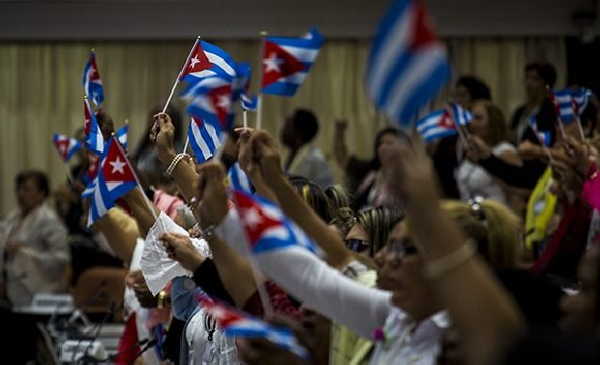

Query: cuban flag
[366,0,451,126]
[52,133,82,162]
[261,28,324,97]
[188,117,222,163]
[184,76,235,133]
[416,109,455,143]
[572,88,593,115]
[233,190,318,255]
[228,163,253,195]
[196,295,309,360]
[179,39,212,81]
[234,62,258,111]
[416,103,471,143]
[241,94,258,111]
[83,98,105,155]
[82,137,138,226]
[552,89,578,124]
[82,51,104,106]
[181,40,237,82]
[115,124,128,151]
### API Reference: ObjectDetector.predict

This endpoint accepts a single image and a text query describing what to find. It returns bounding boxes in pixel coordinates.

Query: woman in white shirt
[455,100,521,206]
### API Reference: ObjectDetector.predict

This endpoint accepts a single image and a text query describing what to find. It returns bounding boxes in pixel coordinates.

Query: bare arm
[93,207,139,265]
[242,129,354,269]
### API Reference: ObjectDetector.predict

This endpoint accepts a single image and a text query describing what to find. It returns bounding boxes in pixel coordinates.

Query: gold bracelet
[424,240,476,280]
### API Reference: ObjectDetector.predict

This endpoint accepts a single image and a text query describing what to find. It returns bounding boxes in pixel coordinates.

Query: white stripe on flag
[192,122,214,160]
[92,184,108,223]
[205,123,221,148]
[205,51,236,77]
[383,45,447,118]
[367,5,413,100]
[193,95,217,115]
[277,71,309,84]
[279,45,319,62]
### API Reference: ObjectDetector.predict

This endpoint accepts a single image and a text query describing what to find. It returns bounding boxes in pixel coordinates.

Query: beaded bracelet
[165,153,189,176]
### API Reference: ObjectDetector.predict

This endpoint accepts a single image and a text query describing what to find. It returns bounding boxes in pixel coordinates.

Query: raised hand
[465,135,491,162]
[151,113,177,164]
[194,162,229,228]
[384,132,438,205]
[160,233,206,271]
[248,130,284,184]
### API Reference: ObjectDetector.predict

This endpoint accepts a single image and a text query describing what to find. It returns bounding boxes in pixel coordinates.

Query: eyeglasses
[386,238,418,257]
[345,238,370,253]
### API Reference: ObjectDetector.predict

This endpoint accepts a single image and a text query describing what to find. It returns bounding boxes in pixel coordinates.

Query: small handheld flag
[82,137,138,226]
[82,51,104,106]
[188,117,222,163]
[196,295,309,360]
[52,134,82,162]
[233,190,318,254]
[179,39,212,81]
[184,76,235,133]
[83,98,105,155]
[228,163,253,195]
[182,41,238,83]
[366,0,451,126]
[416,103,471,143]
[261,28,324,97]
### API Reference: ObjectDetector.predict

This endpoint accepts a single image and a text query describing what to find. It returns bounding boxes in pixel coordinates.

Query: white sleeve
[141,211,211,295]
[215,209,392,339]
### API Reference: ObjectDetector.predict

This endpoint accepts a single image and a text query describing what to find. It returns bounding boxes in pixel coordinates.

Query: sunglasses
[345,238,370,253]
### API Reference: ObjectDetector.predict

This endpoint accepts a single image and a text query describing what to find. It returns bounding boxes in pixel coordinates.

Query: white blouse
[455,142,516,205]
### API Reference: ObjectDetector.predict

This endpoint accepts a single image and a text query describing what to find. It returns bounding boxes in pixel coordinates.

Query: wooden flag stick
[162,36,201,114]
[243,110,248,128]
[256,31,268,130]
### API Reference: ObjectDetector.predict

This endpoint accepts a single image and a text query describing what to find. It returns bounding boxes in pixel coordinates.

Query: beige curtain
[0,37,565,216]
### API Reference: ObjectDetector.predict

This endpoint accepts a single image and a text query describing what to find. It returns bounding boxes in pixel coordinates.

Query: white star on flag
[110,157,126,175]
[189,56,201,69]
[242,207,262,229]
[263,53,283,73]
[216,94,231,111]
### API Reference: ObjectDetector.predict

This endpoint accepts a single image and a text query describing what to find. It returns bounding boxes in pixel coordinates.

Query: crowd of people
[2,60,600,365]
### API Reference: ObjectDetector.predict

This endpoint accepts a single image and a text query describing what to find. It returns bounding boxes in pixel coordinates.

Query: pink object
[583,166,600,211]
[153,190,184,220]
[373,327,385,342]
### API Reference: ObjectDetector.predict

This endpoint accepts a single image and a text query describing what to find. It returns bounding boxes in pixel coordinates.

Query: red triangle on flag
[102,139,136,183]
[261,41,306,87]
[234,191,282,246]
[439,110,454,129]
[180,41,212,80]
[54,138,69,160]
[208,85,232,128]
[409,1,438,51]
[89,55,102,82]
[83,100,92,135]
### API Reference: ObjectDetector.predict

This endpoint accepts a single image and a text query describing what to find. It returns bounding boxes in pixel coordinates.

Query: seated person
[0,170,70,309]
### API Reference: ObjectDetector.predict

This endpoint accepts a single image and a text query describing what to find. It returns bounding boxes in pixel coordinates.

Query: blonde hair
[440,200,523,269]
